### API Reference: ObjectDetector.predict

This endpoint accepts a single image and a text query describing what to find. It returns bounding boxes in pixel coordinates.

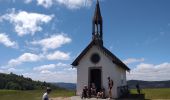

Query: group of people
[81,84,105,99]
[41,78,141,100]
[41,77,114,100]
[82,77,114,99]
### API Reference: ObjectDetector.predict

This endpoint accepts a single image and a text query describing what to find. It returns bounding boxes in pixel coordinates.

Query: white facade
[75,45,127,98]
[72,1,129,98]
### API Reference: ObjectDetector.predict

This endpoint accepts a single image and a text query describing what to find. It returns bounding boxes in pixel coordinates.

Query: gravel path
[50,96,115,100]
[70,96,113,100]
[50,97,71,100]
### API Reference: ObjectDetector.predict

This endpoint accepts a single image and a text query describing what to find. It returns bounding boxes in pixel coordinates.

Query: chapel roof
[93,0,102,24]
[71,0,130,71]
[71,40,130,71]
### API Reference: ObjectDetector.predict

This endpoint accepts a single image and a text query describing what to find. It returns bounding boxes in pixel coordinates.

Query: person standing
[136,83,141,94]
[42,87,52,100]
[108,77,114,99]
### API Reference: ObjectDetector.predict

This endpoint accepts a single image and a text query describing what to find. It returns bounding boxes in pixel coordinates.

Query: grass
[0,89,75,100]
[2,88,170,100]
[131,88,170,99]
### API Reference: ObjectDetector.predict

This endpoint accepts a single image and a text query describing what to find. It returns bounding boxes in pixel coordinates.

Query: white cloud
[37,0,53,8]
[31,34,71,51]
[0,9,54,36]
[123,58,145,64]
[33,63,68,71]
[5,50,70,67]
[8,53,42,67]
[26,0,93,9]
[7,68,23,72]
[29,63,75,82]
[46,51,70,60]
[127,62,170,81]
[56,0,93,9]
[0,67,23,73]
[7,68,17,72]
[55,62,68,67]
[33,64,56,72]
[24,68,76,83]
[0,69,3,73]
[40,70,52,74]
[0,33,18,48]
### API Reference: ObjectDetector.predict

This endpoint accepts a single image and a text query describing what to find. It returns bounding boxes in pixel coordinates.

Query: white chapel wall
[76,45,127,98]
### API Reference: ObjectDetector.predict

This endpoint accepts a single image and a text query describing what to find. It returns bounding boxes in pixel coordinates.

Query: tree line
[0,72,59,90]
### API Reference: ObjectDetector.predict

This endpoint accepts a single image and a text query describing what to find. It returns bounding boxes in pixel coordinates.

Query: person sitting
[88,86,91,98]
[81,85,88,99]
[90,83,97,97]
[97,87,105,99]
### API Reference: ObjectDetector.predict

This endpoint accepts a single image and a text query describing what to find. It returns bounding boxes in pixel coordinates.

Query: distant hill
[54,83,76,90]
[128,80,170,89]
[0,73,59,90]
[53,80,170,90]
[3,72,169,90]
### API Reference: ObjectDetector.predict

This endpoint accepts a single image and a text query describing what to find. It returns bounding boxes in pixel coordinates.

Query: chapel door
[89,68,102,92]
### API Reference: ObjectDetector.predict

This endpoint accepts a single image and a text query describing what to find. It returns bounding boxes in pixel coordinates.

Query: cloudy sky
[0,0,170,83]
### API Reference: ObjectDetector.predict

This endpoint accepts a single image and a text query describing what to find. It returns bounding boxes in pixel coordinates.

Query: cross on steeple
[92,0,103,45]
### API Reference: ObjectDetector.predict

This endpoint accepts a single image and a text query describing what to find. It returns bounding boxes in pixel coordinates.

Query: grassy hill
[1,88,170,100]
[53,80,170,90]
[54,82,76,90]
[0,89,74,100]
[128,80,170,89]
[131,88,170,99]
[0,73,59,90]
[0,73,75,100]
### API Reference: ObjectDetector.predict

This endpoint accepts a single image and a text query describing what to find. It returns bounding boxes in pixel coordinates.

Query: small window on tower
[95,24,98,34]
[98,24,100,33]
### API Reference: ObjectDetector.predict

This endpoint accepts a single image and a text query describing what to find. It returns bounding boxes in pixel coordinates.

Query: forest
[0,73,58,90]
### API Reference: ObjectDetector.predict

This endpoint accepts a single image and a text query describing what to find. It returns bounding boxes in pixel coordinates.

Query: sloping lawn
[0,89,75,100]
[131,88,170,99]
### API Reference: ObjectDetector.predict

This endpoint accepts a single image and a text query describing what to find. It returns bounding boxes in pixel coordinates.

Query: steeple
[92,0,103,45]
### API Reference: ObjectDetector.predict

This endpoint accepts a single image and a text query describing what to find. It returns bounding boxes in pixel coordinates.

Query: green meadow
[1,88,170,100]
[0,89,75,100]
[131,88,170,99]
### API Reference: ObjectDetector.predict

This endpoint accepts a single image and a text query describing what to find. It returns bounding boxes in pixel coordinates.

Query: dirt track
[50,97,70,100]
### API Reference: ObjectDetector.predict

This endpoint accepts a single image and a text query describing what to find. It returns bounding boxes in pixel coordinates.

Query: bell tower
[92,0,103,45]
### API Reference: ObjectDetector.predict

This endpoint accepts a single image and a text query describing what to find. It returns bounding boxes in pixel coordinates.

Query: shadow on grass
[117,94,150,100]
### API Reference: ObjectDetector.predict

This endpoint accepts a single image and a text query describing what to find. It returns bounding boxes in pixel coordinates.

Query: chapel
[71,0,130,98]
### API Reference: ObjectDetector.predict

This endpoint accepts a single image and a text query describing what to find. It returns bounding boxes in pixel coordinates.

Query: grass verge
[131,88,170,99]
[0,89,75,100]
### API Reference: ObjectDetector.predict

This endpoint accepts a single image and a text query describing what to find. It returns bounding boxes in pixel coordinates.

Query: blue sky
[0,0,170,83]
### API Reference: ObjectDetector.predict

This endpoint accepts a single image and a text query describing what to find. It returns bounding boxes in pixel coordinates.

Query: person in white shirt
[42,87,52,100]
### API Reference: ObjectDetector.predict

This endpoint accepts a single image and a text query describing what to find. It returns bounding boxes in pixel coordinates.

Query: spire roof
[93,0,102,24]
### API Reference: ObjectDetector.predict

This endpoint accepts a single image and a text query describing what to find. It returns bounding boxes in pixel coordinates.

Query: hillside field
[1,88,170,100]
[131,88,170,99]
[0,89,75,100]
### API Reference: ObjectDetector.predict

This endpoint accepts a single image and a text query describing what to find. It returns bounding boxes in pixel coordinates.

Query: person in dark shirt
[136,83,141,94]
[81,85,88,99]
